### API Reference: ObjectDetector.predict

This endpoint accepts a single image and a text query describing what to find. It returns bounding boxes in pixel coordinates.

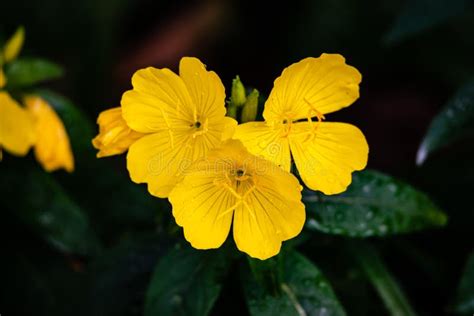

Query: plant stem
[350,241,417,316]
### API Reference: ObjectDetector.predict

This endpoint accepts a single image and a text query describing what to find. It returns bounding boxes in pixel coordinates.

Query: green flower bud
[231,75,246,107]
[241,89,259,123]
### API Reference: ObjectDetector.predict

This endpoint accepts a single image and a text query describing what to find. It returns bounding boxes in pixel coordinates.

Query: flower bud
[231,76,246,107]
[241,89,259,123]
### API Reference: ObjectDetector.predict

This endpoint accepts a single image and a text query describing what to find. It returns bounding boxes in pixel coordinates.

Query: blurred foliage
[5,57,63,88]
[454,251,474,314]
[384,0,472,44]
[417,80,474,165]
[2,0,474,315]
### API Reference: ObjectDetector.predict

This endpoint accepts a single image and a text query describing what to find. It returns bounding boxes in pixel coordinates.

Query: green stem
[350,241,417,316]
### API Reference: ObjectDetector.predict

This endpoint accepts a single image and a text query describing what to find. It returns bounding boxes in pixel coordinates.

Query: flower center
[279,115,293,137]
[190,118,209,138]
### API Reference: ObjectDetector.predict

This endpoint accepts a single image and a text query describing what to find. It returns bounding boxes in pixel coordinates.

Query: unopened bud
[231,76,246,107]
[241,89,259,123]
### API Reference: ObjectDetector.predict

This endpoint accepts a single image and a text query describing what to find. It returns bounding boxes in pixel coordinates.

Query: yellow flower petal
[92,107,144,158]
[3,26,25,63]
[127,128,211,198]
[264,53,362,122]
[24,96,74,172]
[179,57,226,121]
[289,122,368,195]
[121,66,194,133]
[0,92,35,156]
[0,67,6,88]
[233,121,291,172]
[220,116,238,141]
[168,139,305,260]
[233,164,305,260]
[169,171,236,250]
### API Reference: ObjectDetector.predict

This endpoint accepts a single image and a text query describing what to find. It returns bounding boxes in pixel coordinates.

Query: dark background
[1,0,473,315]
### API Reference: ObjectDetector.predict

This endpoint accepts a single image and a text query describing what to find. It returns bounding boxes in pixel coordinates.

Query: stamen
[217,202,240,219]
[304,98,326,120]
[215,178,258,220]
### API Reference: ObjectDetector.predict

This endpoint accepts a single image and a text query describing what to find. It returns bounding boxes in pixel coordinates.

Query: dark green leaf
[304,170,447,237]
[5,57,63,87]
[350,242,417,316]
[145,245,230,316]
[384,0,471,44]
[0,161,101,255]
[242,251,346,316]
[417,80,474,165]
[454,250,474,314]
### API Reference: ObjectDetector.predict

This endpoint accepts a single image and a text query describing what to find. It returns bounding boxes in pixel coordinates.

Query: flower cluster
[93,55,368,259]
[0,27,74,172]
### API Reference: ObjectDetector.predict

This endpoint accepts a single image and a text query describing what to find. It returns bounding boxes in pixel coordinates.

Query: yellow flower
[122,57,237,198]
[24,96,74,172]
[92,107,145,158]
[169,139,305,260]
[234,53,369,195]
[0,68,6,88]
[3,26,25,63]
[0,26,25,89]
[0,92,35,158]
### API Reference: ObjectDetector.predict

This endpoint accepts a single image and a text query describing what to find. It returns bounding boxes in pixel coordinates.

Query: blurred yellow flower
[92,107,144,158]
[24,96,74,172]
[3,26,25,63]
[0,92,35,158]
[0,68,6,88]
[122,57,237,198]
[0,26,25,89]
[234,53,369,195]
[169,139,305,260]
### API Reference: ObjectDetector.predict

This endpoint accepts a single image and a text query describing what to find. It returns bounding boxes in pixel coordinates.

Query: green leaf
[453,250,474,314]
[0,161,101,256]
[417,80,474,165]
[384,0,471,44]
[145,245,230,316]
[5,57,63,87]
[304,170,447,237]
[242,251,346,316]
[350,242,417,316]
